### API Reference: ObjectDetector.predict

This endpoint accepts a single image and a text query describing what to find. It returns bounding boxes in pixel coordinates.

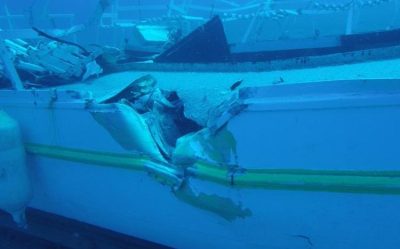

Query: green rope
[193,163,400,195]
[25,143,147,171]
[25,143,400,195]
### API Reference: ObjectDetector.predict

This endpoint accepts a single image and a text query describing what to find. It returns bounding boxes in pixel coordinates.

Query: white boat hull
[1,78,400,249]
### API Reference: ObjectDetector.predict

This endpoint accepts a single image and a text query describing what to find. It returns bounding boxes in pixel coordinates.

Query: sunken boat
[1,52,400,249]
[1,1,400,249]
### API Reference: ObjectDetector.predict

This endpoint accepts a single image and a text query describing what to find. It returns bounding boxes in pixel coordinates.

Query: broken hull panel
[0,79,400,249]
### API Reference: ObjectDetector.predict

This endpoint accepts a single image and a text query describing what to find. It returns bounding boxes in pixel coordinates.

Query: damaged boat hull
[0,78,400,249]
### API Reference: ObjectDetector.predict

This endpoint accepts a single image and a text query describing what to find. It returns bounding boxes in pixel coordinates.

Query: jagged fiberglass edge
[25,142,400,221]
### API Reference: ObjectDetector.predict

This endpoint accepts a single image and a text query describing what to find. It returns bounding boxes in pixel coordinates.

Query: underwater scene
[1,0,400,248]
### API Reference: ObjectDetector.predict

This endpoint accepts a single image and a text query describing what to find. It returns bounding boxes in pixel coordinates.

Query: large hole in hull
[102,74,203,161]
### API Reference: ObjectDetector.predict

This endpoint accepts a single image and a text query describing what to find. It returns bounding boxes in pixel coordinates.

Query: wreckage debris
[32,27,90,55]
[100,73,248,167]
[102,74,203,161]
[1,37,103,88]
